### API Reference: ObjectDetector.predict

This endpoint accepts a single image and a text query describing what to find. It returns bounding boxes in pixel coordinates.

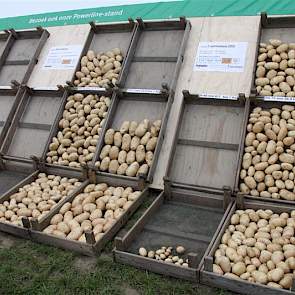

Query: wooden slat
[114,250,197,282]
[178,138,239,151]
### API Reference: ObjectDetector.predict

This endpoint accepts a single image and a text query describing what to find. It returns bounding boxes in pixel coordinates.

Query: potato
[120,121,130,134]
[67,227,83,240]
[146,137,158,151]
[105,129,115,145]
[57,222,71,234]
[122,134,131,151]
[51,214,63,225]
[126,162,140,177]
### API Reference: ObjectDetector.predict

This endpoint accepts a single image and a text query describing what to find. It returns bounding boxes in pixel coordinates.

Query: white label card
[125,88,161,94]
[43,45,83,70]
[264,96,295,102]
[193,42,248,73]
[199,93,238,100]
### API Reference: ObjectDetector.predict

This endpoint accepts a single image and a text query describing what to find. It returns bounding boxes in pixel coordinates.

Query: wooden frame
[251,12,295,98]
[91,89,173,183]
[40,87,115,178]
[113,186,234,281]
[0,160,87,240]
[30,172,152,256]
[0,28,49,88]
[1,87,66,161]
[68,19,137,90]
[118,17,191,94]
[234,96,295,205]
[200,194,295,295]
[165,90,248,193]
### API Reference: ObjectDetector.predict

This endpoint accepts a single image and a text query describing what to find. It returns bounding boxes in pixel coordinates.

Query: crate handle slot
[85,230,96,245]
[204,256,213,272]
[114,237,125,251]
[21,217,31,229]
[187,253,198,268]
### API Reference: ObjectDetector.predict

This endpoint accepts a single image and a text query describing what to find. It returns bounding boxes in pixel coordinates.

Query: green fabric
[0,0,294,31]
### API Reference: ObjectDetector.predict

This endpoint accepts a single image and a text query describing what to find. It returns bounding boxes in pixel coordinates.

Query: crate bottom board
[127,201,224,266]
[0,170,30,195]
[200,271,293,295]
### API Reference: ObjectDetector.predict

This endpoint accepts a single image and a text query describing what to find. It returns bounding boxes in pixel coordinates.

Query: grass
[0,236,231,295]
[0,197,234,295]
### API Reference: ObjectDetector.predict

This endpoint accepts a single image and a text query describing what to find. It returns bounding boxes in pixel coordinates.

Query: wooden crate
[0,159,87,239]
[200,194,295,295]
[0,87,25,149]
[40,88,114,175]
[251,13,295,98]
[0,28,49,87]
[113,92,248,280]
[1,87,65,161]
[234,96,295,205]
[29,172,154,256]
[91,90,173,183]
[68,20,136,90]
[119,17,190,93]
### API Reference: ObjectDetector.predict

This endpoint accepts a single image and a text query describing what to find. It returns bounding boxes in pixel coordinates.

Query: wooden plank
[114,250,197,282]
[152,16,260,188]
[28,25,90,88]
[201,270,293,295]
[178,139,239,151]
[0,222,31,239]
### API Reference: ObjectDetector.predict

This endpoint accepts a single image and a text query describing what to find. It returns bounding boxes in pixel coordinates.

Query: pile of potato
[240,104,295,200]
[0,173,81,226]
[74,49,123,88]
[138,245,188,267]
[43,183,141,242]
[213,209,295,289]
[95,119,161,177]
[46,93,111,168]
[255,39,295,97]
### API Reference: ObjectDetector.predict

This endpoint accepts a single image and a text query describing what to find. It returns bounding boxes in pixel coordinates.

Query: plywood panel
[8,128,50,158]
[8,38,39,60]
[135,30,183,57]
[261,27,295,43]
[0,95,16,122]
[125,62,175,89]
[152,16,260,188]
[20,95,61,125]
[90,31,132,57]
[179,104,244,144]
[187,16,260,96]
[111,99,166,128]
[170,145,237,189]
[0,170,30,195]
[0,65,27,86]
[28,24,90,88]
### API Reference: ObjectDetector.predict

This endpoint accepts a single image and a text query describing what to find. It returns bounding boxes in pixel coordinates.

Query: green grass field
[0,232,235,295]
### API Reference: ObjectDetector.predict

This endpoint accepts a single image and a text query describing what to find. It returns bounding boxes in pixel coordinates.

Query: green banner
[0,0,294,31]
